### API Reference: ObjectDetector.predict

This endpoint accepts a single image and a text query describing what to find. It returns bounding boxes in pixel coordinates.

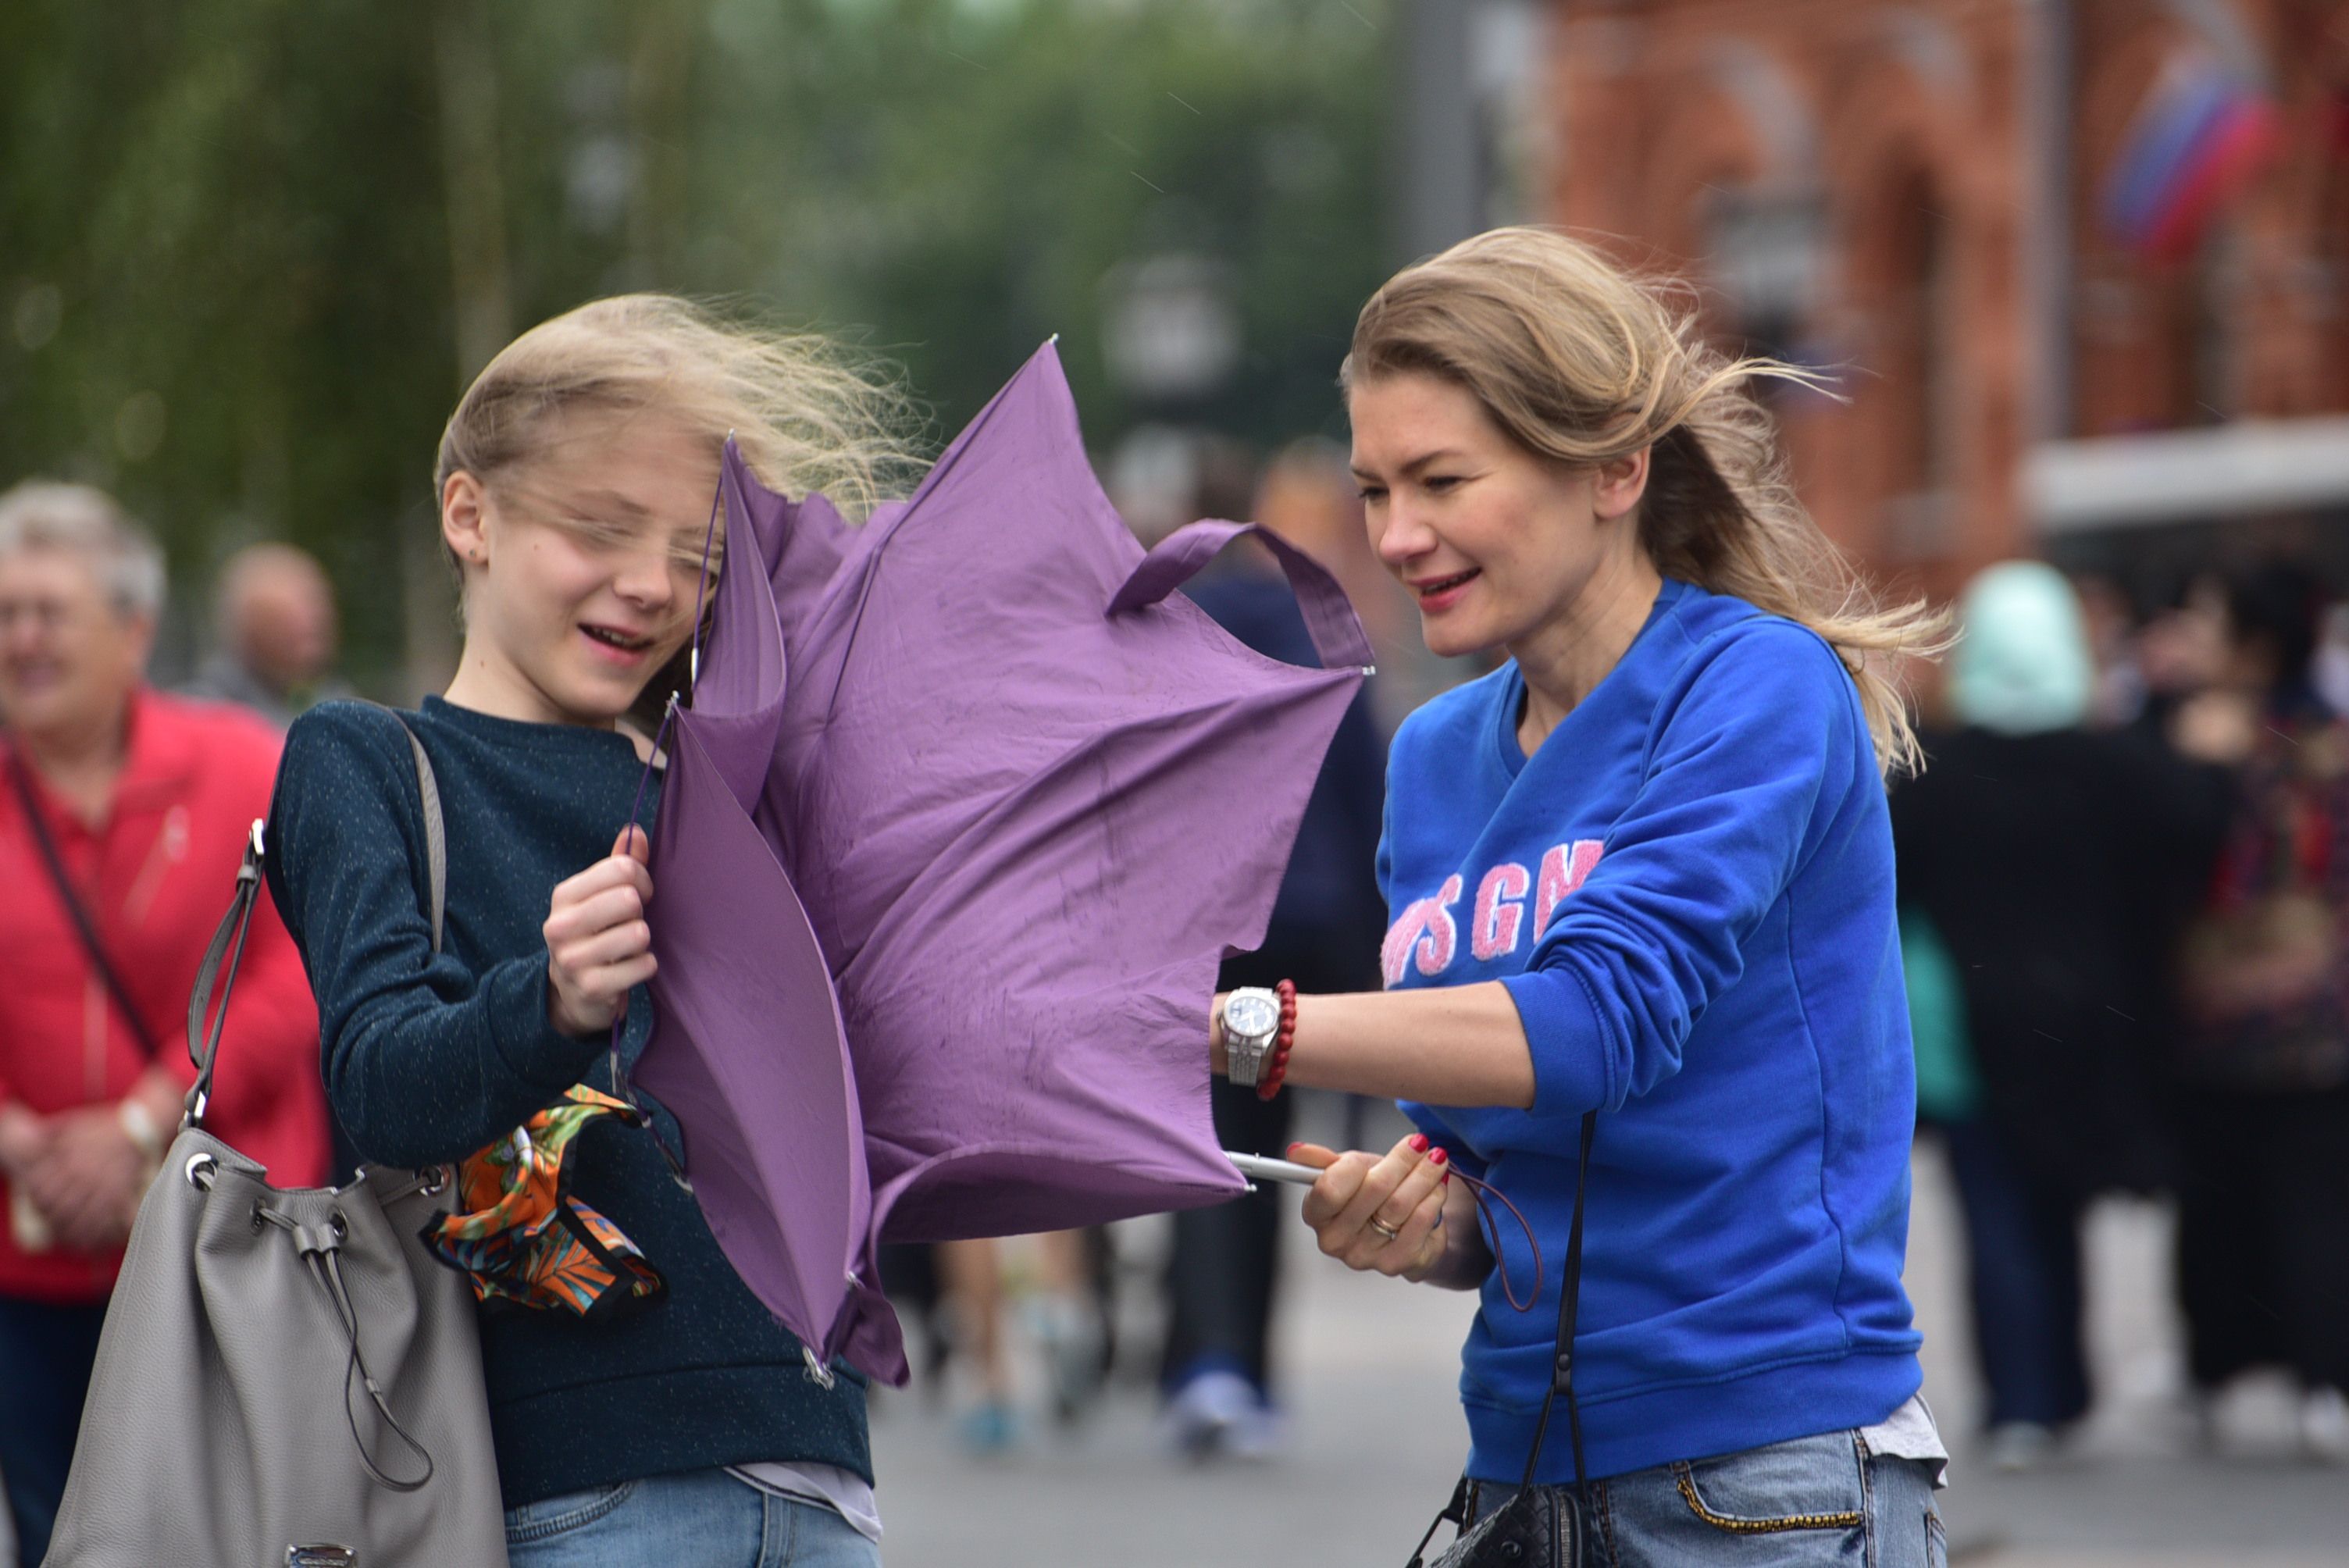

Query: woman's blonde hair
[435,294,922,527]
[1342,227,1945,776]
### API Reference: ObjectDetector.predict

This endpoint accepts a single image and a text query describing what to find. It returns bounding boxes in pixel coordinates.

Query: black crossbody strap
[9,752,165,1060]
[1404,1477,1474,1568]
[1518,1111,1599,1504]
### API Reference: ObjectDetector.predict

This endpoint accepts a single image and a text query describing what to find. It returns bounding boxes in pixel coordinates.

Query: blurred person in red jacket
[0,480,327,1565]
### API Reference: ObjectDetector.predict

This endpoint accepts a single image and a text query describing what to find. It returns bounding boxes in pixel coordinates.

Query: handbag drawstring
[259,1206,437,1492]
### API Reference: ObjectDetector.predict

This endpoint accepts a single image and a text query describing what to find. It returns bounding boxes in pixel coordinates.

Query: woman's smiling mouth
[1408,568,1480,613]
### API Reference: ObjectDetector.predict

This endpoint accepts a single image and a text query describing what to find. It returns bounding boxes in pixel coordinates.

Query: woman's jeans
[504,1468,879,1568]
[1460,1429,1946,1566]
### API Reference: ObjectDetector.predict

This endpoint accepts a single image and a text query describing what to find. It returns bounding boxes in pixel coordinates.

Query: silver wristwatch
[1221,987,1281,1088]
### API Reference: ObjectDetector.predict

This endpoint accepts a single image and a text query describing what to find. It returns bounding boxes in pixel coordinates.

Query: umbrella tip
[1046,331,1060,346]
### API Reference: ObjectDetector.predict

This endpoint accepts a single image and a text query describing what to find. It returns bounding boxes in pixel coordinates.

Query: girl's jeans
[1460,1428,1947,1566]
[504,1467,879,1568]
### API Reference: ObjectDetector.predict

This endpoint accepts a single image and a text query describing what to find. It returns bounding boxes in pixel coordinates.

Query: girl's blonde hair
[435,294,922,526]
[1342,227,1945,776]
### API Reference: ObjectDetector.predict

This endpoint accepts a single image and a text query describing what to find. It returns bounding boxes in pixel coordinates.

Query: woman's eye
[1424,475,1462,494]
[1357,486,1387,504]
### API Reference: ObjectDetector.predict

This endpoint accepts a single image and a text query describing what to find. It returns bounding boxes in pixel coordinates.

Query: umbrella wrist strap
[1109,520,1374,672]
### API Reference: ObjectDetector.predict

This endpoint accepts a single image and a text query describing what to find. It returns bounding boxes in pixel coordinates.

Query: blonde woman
[266,298,914,1566]
[1209,230,1949,1565]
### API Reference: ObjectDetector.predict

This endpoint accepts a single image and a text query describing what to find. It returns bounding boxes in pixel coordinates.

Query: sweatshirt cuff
[1499,968,1613,1119]
[482,953,607,1094]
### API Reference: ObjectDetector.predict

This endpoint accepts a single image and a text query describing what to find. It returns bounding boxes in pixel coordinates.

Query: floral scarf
[426,1086,665,1319]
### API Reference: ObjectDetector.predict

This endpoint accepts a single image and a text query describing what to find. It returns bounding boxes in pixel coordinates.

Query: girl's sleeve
[1500,625,1855,1118]
[266,705,605,1167]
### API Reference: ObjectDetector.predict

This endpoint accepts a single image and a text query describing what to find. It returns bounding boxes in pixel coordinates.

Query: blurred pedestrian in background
[1249,440,1449,732]
[182,543,359,1176]
[935,1231,1103,1453]
[0,481,330,1566]
[180,540,348,729]
[1892,561,2228,1470]
[2169,561,2349,1461]
[2071,572,2151,728]
[1161,452,1388,1460]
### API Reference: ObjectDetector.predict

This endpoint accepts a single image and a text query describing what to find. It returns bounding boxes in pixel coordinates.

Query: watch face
[1224,992,1279,1040]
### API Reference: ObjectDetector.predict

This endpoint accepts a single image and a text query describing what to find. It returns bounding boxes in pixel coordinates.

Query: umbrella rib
[686,451,725,697]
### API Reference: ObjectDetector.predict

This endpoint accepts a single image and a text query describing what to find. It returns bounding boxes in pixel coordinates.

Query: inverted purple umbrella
[632,454,899,1382]
[637,342,1371,1383]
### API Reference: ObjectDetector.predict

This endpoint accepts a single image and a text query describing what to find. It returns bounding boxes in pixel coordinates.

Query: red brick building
[1543,0,2349,592]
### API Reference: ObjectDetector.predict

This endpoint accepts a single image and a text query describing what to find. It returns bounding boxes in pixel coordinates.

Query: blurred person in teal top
[1206,230,1951,1565]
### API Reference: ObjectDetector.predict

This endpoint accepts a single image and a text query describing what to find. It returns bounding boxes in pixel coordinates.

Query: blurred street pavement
[868,1101,2348,1566]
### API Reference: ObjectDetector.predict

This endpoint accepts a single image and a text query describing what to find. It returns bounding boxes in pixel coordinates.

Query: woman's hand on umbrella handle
[1291,1134,1449,1280]
[544,825,657,1038]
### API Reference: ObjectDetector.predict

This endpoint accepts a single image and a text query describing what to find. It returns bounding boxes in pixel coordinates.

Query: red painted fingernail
[1285,1143,1304,1157]
[1429,1147,1448,1167]
[1408,1134,1429,1153]
[1442,1170,1452,1185]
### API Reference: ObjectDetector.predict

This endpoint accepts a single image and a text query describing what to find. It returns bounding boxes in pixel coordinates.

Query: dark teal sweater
[266,697,871,1506]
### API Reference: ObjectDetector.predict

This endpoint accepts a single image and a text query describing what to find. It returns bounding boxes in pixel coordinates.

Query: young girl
[266,296,914,1566]
[1208,230,1950,1564]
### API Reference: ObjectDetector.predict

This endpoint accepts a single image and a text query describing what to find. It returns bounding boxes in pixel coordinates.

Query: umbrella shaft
[1224,1151,1322,1187]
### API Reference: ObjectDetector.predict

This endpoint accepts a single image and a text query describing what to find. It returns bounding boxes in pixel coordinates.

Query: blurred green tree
[0,0,1391,686]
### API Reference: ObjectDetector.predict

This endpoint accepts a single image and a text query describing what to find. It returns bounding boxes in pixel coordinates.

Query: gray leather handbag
[45,721,509,1568]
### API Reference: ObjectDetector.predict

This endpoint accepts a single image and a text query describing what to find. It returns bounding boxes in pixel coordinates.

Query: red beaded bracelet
[1256,978,1298,1101]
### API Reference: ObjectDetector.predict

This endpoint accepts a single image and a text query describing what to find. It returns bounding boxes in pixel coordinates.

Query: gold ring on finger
[1367,1217,1401,1241]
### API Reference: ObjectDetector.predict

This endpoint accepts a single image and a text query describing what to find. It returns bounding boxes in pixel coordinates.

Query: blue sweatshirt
[1381,579,1922,1484]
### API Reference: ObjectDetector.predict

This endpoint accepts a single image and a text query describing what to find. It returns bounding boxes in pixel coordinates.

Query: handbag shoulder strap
[8,750,165,1060]
[397,715,446,954]
[184,707,444,1127]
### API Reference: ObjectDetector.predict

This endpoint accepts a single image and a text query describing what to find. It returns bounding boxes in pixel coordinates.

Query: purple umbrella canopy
[636,342,1371,1383]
